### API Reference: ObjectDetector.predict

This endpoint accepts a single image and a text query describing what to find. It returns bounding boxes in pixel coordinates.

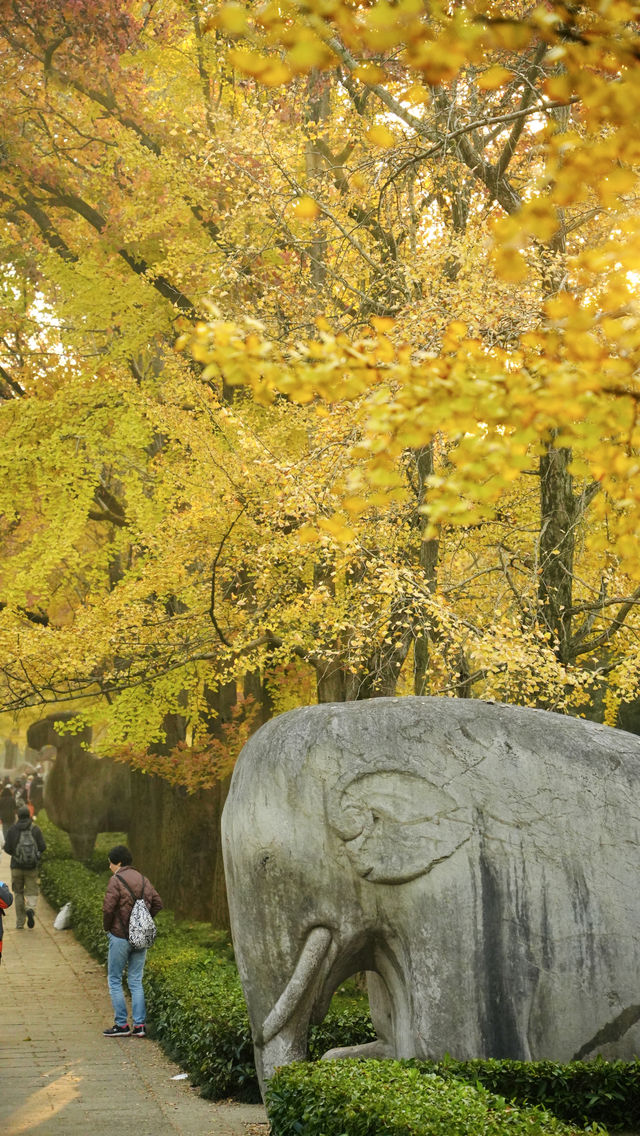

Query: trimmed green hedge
[419,1057,640,1132]
[40,857,109,960]
[143,941,259,1100]
[266,1061,603,1136]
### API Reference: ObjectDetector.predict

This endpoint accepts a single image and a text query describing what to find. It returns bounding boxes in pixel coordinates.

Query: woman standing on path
[102,844,163,1038]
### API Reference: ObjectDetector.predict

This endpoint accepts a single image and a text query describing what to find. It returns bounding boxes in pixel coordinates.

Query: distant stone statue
[28,715,131,859]
[3,739,19,770]
[222,697,640,1094]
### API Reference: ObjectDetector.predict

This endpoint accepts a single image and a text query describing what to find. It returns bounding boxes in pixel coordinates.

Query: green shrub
[144,945,259,1101]
[308,989,376,1061]
[266,1060,601,1136]
[37,811,73,861]
[39,857,110,962]
[419,1056,640,1131]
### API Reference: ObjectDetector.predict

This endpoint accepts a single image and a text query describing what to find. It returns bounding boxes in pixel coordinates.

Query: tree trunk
[313,444,440,704]
[128,675,274,927]
[538,438,576,663]
[128,769,229,924]
[316,661,347,703]
[411,443,439,695]
[127,699,233,925]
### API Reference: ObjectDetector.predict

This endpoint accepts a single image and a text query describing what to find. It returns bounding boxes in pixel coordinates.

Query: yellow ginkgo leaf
[297,526,321,544]
[215,4,249,34]
[286,39,334,72]
[476,65,514,90]
[353,63,388,84]
[366,123,396,148]
[524,203,559,241]
[293,196,320,219]
[317,516,357,543]
[260,62,293,87]
[441,320,468,350]
[492,247,529,282]
[343,495,368,516]
[370,316,395,333]
[401,83,431,105]
[543,74,572,101]
[600,168,638,200]
[228,49,269,76]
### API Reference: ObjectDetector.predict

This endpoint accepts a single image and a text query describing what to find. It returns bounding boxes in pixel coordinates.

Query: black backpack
[13,826,38,870]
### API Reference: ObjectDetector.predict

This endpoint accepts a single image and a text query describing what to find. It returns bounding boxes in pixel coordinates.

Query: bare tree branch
[571,586,640,658]
[210,504,248,646]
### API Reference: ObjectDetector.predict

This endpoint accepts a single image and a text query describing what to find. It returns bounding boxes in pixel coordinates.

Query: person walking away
[102,844,163,1038]
[3,806,46,929]
[29,768,44,813]
[0,783,15,843]
[0,879,13,961]
[12,779,26,809]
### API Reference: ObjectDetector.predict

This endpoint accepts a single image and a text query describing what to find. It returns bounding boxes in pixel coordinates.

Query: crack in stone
[572,1003,640,1060]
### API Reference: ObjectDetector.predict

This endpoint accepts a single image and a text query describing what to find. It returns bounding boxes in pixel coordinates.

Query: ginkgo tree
[0,0,639,789]
[189,0,640,724]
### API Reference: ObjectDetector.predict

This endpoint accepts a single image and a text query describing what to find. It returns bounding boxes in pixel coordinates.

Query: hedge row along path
[0,893,268,1136]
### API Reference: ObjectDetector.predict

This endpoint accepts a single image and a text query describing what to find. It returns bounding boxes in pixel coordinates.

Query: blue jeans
[107,933,147,1027]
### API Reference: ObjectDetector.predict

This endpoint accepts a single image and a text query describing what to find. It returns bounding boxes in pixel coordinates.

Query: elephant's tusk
[261,926,332,1044]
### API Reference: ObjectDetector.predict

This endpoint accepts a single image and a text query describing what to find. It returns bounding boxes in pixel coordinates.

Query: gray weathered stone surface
[222,697,640,1092]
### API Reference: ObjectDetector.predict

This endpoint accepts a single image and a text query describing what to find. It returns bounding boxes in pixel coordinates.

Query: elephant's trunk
[261,925,332,1043]
[255,925,333,1091]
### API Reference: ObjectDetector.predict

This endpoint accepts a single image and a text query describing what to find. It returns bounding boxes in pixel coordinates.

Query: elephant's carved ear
[327,771,471,884]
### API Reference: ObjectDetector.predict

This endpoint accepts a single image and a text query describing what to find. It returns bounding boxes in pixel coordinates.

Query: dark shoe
[131,1024,146,1037]
[26,908,35,928]
[103,1023,131,1037]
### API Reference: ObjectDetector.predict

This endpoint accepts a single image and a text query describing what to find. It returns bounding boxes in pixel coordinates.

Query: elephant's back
[227,695,640,788]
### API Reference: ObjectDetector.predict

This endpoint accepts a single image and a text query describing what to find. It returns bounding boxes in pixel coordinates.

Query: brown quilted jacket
[102,866,163,940]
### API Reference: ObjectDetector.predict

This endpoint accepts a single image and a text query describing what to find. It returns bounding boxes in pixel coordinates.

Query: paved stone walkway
[0,883,267,1136]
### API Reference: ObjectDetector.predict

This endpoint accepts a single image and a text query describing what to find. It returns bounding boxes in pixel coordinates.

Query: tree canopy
[1,0,639,780]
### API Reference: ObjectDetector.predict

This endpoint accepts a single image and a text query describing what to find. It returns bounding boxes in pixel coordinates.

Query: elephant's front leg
[322,971,396,1062]
[322,953,412,1064]
[69,827,99,859]
[257,1019,309,1089]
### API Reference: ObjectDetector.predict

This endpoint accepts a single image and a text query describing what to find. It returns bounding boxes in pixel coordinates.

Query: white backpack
[117,873,157,950]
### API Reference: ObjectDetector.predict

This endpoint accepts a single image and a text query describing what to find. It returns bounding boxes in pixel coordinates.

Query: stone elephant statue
[28,715,131,859]
[222,696,640,1093]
